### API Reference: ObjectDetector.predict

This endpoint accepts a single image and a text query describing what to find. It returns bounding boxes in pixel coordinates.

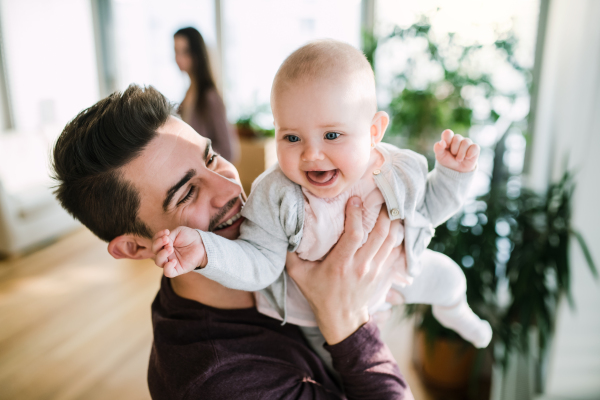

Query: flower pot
[234,136,277,195]
[413,329,476,390]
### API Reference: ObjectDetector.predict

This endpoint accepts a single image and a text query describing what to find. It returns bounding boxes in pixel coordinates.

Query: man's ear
[370,111,390,145]
[107,234,154,260]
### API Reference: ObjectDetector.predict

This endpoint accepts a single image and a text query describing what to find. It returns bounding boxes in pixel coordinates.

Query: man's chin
[212,216,245,239]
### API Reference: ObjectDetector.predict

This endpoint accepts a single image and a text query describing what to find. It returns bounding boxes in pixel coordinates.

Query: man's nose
[207,169,242,208]
[301,143,324,162]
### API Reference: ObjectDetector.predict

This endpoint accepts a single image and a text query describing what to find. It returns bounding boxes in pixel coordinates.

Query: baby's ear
[370,111,389,145]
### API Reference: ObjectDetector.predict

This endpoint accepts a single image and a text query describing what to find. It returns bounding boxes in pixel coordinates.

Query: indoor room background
[0,1,598,399]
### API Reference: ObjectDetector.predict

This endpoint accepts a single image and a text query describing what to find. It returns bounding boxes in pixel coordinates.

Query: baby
[153,40,492,366]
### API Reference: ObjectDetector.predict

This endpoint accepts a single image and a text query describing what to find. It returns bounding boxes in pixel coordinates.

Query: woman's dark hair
[52,84,173,242]
[174,27,217,117]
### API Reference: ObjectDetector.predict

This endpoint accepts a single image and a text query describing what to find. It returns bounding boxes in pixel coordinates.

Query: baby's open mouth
[306,169,338,186]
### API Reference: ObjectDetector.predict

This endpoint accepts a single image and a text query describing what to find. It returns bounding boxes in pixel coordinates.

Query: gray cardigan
[197,143,475,321]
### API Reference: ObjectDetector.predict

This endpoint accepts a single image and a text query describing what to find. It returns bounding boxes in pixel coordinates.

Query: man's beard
[208,196,240,232]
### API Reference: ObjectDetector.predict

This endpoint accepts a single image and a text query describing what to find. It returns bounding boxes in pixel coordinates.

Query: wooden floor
[0,228,432,400]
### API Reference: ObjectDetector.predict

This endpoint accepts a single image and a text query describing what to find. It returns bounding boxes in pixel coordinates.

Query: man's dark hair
[52,84,173,242]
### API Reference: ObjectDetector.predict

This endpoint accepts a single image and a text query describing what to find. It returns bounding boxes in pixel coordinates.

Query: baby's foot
[432,301,493,348]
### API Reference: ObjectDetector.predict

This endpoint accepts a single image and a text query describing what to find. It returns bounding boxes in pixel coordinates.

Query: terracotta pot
[414,329,476,390]
[234,136,277,195]
[235,124,256,138]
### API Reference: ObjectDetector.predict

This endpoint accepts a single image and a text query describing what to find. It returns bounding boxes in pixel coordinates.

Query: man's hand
[433,129,480,173]
[152,227,208,278]
[286,197,400,345]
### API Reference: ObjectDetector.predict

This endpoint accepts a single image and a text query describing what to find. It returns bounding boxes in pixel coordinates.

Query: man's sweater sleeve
[326,319,413,400]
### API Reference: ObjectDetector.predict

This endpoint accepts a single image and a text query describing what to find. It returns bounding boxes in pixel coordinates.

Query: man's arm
[327,319,412,399]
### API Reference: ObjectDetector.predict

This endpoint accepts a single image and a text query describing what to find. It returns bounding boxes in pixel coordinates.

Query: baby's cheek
[278,157,302,185]
[340,149,370,179]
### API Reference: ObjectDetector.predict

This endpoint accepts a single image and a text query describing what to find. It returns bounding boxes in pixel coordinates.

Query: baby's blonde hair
[271,40,377,114]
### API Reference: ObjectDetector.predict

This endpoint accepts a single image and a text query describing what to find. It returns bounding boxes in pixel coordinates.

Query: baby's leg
[395,249,492,348]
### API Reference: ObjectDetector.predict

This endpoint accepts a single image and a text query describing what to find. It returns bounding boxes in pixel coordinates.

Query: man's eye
[325,132,341,140]
[178,186,195,206]
[286,135,300,143]
[207,153,219,167]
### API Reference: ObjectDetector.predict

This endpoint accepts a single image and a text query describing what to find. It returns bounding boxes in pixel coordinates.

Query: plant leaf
[570,229,598,278]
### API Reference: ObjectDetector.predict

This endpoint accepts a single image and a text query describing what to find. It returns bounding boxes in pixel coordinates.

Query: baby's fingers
[465,143,480,160]
[152,235,171,254]
[450,134,464,155]
[163,259,182,278]
[441,129,454,144]
[456,138,473,162]
[433,140,447,157]
[155,248,172,268]
[152,229,170,242]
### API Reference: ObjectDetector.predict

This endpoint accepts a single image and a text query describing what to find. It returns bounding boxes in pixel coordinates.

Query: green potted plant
[364,16,597,397]
[234,109,275,139]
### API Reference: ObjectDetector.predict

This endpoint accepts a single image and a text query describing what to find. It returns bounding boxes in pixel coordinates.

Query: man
[52,85,412,399]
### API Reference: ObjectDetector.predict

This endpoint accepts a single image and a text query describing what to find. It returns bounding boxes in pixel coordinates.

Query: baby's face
[273,78,375,198]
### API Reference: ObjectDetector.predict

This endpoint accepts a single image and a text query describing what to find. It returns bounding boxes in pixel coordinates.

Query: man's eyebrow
[163,169,196,212]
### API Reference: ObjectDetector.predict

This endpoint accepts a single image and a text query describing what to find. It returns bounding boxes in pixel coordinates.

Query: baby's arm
[198,168,302,293]
[196,218,291,291]
[152,227,207,278]
[150,220,289,290]
[421,129,480,226]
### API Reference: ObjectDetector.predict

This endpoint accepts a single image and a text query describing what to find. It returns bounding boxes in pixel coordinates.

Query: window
[0,0,99,134]
[110,0,216,104]
[373,0,539,196]
[221,0,362,124]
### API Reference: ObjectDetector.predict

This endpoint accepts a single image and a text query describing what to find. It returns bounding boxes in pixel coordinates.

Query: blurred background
[0,0,598,399]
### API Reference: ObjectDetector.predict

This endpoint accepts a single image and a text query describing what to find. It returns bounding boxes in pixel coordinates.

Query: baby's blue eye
[287,135,300,142]
[325,132,340,140]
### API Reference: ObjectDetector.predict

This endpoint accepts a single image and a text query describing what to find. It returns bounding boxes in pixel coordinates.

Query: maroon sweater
[148,277,412,399]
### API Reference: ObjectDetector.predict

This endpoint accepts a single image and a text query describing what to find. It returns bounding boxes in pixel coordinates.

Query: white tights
[394,249,492,348]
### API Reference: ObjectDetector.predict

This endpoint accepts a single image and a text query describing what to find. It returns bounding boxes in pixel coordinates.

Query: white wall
[527,0,600,398]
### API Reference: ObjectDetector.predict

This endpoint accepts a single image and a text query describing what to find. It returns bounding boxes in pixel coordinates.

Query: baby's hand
[433,129,480,173]
[152,227,208,278]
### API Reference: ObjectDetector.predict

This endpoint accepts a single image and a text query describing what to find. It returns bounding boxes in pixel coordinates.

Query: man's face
[121,116,245,240]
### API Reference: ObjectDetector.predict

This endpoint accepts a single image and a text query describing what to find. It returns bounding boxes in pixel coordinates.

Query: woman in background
[174,27,239,163]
